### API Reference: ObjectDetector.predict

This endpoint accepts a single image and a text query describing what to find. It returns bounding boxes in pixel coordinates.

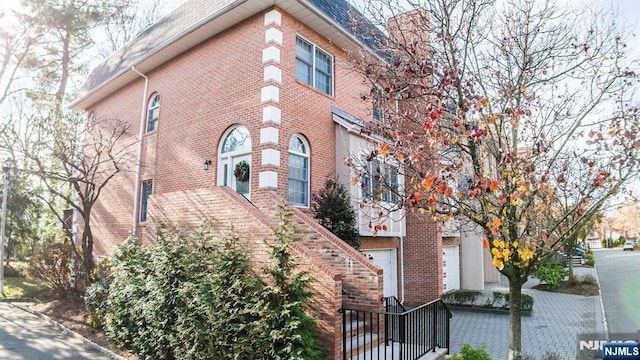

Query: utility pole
[0,159,10,294]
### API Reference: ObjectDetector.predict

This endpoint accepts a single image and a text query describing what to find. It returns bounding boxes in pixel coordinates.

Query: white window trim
[217,126,252,198]
[358,151,404,205]
[146,93,160,133]
[288,135,311,208]
[295,34,334,96]
[139,180,153,223]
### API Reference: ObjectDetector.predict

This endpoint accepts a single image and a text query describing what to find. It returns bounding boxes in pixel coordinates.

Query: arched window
[288,135,310,206]
[218,126,252,198]
[146,93,160,132]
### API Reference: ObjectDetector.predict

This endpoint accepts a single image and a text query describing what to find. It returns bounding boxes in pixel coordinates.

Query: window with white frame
[288,135,310,206]
[362,158,399,203]
[139,180,153,223]
[295,36,333,96]
[146,93,160,133]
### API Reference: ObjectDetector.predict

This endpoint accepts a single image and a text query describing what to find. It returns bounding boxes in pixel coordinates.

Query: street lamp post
[0,158,10,294]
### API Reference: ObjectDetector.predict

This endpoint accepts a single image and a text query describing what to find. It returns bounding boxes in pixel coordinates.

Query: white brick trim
[261,149,281,167]
[264,10,282,27]
[262,106,281,125]
[263,65,282,84]
[261,85,279,104]
[262,46,280,64]
[260,127,279,145]
[265,28,282,46]
[259,171,278,189]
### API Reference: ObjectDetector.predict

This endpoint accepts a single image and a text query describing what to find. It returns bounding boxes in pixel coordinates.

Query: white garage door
[363,249,398,298]
[442,246,460,293]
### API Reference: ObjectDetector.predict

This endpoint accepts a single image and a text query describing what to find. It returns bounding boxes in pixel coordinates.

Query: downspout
[130,65,148,237]
[400,235,405,304]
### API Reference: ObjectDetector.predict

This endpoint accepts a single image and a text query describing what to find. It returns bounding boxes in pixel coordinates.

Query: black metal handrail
[341,299,452,360]
[382,296,407,313]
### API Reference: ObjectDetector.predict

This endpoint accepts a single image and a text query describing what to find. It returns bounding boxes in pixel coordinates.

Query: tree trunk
[568,251,574,279]
[508,280,523,360]
[567,237,575,279]
[81,216,95,284]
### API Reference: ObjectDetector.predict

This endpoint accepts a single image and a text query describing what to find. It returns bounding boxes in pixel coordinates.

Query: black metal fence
[341,298,451,360]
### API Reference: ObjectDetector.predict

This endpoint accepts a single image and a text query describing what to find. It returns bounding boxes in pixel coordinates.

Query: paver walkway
[0,301,112,360]
[449,267,604,360]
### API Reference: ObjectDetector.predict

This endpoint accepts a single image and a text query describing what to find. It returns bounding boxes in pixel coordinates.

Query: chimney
[387,8,430,53]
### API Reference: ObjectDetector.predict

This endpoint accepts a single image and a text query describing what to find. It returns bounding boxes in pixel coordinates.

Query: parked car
[623,241,634,251]
[573,243,586,257]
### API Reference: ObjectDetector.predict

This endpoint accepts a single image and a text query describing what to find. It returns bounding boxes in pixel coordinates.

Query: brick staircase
[146,187,383,359]
[259,192,382,310]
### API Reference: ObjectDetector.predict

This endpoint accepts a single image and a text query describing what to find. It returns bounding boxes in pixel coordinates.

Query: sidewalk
[449,267,604,359]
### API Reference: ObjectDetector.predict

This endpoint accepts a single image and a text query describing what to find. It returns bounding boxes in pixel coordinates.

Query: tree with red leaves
[349,0,639,358]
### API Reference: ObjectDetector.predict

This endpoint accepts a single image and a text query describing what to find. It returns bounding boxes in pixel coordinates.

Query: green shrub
[451,343,492,360]
[85,280,109,328]
[442,289,483,305]
[492,291,508,308]
[521,293,534,312]
[492,291,534,311]
[312,178,360,249]
[541,352,563,360]
[533,262,568,289]
[584,255,595,266]
[103,211,322,360]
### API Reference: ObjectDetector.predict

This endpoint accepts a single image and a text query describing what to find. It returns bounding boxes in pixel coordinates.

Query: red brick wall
[85,7,376,255]
[82,4,441,337]
[404,213,443,306]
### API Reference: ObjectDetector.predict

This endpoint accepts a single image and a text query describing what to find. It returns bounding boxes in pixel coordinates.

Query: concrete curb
[4,300,126,360]
[593,263,609,340]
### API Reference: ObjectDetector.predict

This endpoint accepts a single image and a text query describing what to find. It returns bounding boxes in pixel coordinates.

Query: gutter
[296,0,387,62]
[130,66,148,236]
[70,0,248,109]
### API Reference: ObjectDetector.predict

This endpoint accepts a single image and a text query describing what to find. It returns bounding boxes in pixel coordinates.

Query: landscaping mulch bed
[532,280,600,296]
[31,290,135,359]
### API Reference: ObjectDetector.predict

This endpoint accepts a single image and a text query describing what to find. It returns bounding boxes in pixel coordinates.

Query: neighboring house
[72,0,446,357]
[441,216,500,291]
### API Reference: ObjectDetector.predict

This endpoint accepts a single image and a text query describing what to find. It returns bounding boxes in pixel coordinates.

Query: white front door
[363,249,398,298]
[230,155,251,199]
[442,246,460,293]
[218,126,252,199]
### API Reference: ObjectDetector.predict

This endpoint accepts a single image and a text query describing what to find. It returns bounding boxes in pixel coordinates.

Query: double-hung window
[362,158,399,203]
[288,135,310,206]
[146,93,160,133]
[140,180,153,223]
[295,36,333,96]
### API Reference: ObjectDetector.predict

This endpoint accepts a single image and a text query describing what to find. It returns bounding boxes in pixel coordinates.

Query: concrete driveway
[0,301,112,360]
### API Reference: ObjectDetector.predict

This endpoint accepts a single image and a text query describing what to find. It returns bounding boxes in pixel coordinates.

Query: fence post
[342,310,347,360]
[431,303,437,352]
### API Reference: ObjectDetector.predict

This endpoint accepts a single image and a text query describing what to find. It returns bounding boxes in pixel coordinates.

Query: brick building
[72,0,444,357]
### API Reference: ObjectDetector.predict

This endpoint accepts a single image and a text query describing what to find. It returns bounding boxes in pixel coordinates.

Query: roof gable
[73,0,385,109]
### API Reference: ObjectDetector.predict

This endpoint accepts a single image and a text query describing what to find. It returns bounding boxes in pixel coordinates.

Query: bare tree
[94,0,168,58]
[26,115,136,284]
[609,201,640,239]
[349,0,639,358]
[0,10,39,108]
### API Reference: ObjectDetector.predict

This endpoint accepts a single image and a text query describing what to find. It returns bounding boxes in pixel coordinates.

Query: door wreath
[234,161,250,182]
